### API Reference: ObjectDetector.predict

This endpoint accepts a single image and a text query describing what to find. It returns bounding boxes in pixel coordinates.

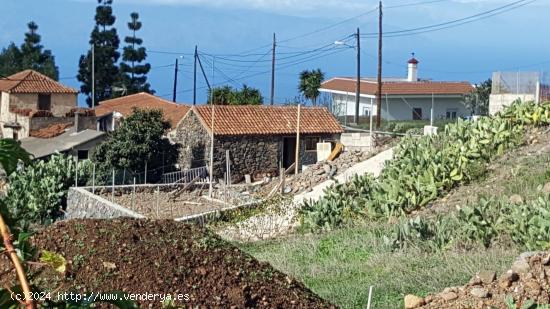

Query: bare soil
[0,219,335,308]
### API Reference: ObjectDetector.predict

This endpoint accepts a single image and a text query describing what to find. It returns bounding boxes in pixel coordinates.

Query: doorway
[282,137,297,169]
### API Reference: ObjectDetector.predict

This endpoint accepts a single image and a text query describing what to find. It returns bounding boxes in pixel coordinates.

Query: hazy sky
[0,0,547,106]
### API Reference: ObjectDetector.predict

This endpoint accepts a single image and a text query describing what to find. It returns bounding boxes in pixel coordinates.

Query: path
[217,148,394,242]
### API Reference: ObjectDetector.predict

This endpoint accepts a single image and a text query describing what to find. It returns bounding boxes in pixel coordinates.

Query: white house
[320,56,474,123]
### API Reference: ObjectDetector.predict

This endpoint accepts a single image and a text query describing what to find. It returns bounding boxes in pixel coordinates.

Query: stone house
[0,70,78,139]
[173,105,343,182]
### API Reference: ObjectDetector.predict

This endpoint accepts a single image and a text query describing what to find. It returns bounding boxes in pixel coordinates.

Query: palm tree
[234,84,263,105]
[298,69,325,106]
[208,86,234,105]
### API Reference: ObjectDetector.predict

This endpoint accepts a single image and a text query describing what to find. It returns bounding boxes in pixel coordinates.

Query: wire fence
[492,71,541,96]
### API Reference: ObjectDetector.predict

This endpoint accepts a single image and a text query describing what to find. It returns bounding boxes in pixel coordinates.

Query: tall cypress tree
[77,0,120,107]
[0,22,59,79]
[120,12,152,94]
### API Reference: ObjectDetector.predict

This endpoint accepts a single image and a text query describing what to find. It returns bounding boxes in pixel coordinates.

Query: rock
[102,262,117,270]
[477,270,496,284]
[499,271,519,288]
[511,260,530,274]
[470,287,489,299]
[543,182,550,194]
[439,291,458,301]
[404,294,425,308]
[322,164,331,174]
[525,280,541,296]
[469,276,482,286]
[509,194,524,204]
[542,254,550,265]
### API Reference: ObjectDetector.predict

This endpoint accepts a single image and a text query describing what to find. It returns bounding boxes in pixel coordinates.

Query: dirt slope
[0,219,335,308]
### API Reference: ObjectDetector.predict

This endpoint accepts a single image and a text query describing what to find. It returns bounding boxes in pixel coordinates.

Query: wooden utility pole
[91,44,95,109]
[270,33,276,105]
[355,28,361,125]
[294,104,301,175]
[172,57,179,102]
[376,1,383,128]
[193,45,197,105]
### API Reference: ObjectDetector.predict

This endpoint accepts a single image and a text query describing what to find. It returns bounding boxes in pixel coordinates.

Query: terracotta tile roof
[320,77,473,96]
[0,70,78,94]
[193,105,343,136]
[96,93,191,130]
[30,123,72,138]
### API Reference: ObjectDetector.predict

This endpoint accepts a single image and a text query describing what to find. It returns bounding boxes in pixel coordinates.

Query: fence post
[132,177,136,209]
[144,162,148,184]
[280,167,285,194]
[111,169,115,202]
[92,164,96,194]
[226,150,231,187]
[74,159,78,187]
[156,185,160,218]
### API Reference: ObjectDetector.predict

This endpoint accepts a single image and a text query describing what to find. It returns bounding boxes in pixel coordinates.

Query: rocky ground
[258,138,394,197]
[404,251,550,309]
[0,219,336,308]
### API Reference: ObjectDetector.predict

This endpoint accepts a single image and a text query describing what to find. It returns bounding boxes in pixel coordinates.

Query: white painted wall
[329,92,468,121]
[489,94,536,115]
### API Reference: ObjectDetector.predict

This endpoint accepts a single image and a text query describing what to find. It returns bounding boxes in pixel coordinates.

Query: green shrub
[301,100,550,231]
[4,154,90,230]
[300,174,376,231]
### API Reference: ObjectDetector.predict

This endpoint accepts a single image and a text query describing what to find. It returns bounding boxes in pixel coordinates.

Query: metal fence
[492,71,540,95]
[162,166,209,184]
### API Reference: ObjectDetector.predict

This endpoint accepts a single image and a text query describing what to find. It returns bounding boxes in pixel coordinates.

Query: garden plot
[93,183,260,220]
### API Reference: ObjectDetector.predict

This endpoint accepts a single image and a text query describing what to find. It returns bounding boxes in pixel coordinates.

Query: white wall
[330,92,468,121]
[489,94,536,115]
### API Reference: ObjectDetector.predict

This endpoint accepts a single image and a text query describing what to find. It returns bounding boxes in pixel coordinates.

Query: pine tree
[120,12,152,94]
[77,0,121,107]
[0,22,59,79]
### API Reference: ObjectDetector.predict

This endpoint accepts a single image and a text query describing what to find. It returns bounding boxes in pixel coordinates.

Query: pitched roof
[0,70,78,94]
[192,105,343,136]
[96,93,191,130]
[320,77,473,96]
[20,128,106,159]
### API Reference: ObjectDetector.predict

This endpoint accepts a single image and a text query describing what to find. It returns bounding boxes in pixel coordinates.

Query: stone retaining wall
[66,187,145,219]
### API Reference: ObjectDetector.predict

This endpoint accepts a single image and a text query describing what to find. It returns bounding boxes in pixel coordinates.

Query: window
[362,107,371,116]
[38,94,51,111]
[412,108,422,120]
[77,150,89,160]
[446,108,458,119]
[305,136,320,151]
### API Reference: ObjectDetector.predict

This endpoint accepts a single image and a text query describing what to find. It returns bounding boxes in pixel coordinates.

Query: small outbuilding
[173,105,343,182]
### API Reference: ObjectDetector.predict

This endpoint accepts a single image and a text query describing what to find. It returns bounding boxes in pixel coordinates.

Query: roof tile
[320,78,473,96]
[193,105,343,136]
[0,70,78,94]
[96,93,191,130]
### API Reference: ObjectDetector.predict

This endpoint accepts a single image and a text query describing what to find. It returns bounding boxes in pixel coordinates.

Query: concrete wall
[341,133,373,151]
[489,94,536,115]
[65,187,145,220]
[330,93,468,121]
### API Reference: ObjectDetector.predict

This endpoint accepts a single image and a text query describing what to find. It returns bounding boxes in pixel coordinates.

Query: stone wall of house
[214,135,280,182]
[174,112,210,169]
[65,187,144,219]
[8,93,76,116]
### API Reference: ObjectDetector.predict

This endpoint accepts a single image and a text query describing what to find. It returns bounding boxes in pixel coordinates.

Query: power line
[361,0,535,38]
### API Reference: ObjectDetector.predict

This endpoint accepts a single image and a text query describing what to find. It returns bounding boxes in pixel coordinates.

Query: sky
[0,0,548,106]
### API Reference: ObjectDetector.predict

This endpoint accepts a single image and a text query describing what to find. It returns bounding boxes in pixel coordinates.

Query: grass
[240,224,518,308]
[238,135,550,309]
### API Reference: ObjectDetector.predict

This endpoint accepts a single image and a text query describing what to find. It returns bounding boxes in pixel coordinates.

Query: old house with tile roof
[0,70,80,139]
[320,56,474,123]
[95,92,191,135]
[173,105,343,182]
